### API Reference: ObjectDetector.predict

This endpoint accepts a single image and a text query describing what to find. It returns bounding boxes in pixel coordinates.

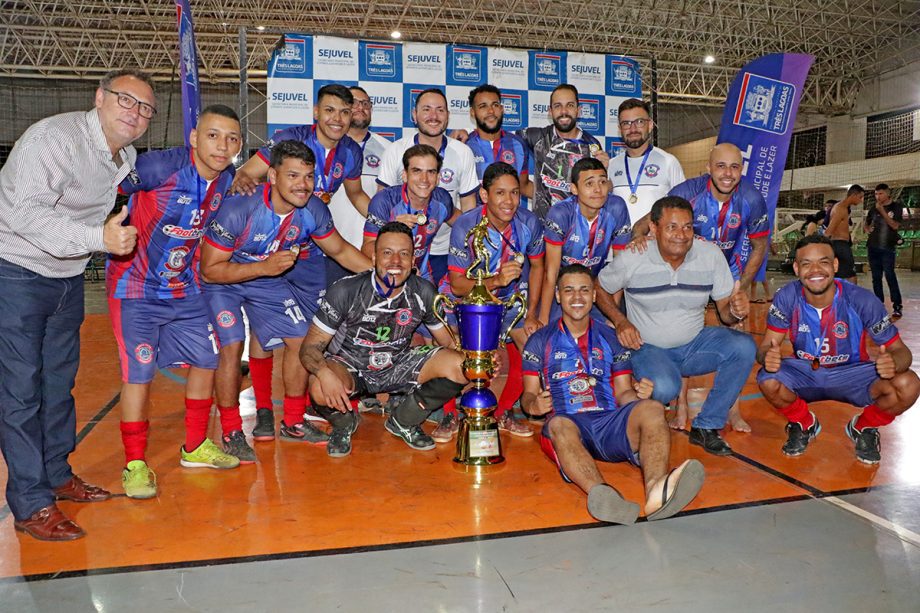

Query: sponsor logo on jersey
[366,154,381,169]
[440,168,455,184]
[395,308,412,326]
[254,233,268,242]
[644,164,660,178]
[728,213,742,229]
[552,370,579,379]
[833,321,848,339]
[473,155,486,164]
[798,323,811,333]
[613,169,623,177]
[177,195,193,205]
[165,246,190,272]
[134,343,154,364]
[554,351,568,359]
[126,168,141,185]
[732,73,796,135]
[696,214,709,223]
[870,316,892,336]
[449,245,468,260]
[216,310,236,328]
[769,304,788,323]
[541,175,570,191]
[164,224,204,239]
[362,314,377,323]
[320,300,339,320]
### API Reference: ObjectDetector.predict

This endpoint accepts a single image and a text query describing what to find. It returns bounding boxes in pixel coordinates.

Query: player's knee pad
[393,378,465,426]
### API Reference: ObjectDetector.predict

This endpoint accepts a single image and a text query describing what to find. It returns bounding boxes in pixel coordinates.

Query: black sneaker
[384,416,435,451]
[222,430,256,464]
[688,427,732,456]
[327,428,353,458]
[782,414,821,456]
[846,417,881,464]
[279,420,330,445]
[251,408,275,441]
[892,306,903,320]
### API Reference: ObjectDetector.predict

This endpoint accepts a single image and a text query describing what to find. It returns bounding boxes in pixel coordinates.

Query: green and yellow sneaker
[180,438,240,469]
[122,460,157,499]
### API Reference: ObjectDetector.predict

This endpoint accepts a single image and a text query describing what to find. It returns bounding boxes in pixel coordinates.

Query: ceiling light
[390,30,402,39]
[703,55,715,64]
[256,25,266,31]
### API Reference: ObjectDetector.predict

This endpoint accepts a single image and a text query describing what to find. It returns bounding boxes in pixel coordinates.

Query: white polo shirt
[328,131,391,248]
[376,133,479,255]
[608,146,685,225]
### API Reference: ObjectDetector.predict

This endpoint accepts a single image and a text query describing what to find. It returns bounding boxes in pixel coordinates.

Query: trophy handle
[498,291,527,348]
[432,294,459,347]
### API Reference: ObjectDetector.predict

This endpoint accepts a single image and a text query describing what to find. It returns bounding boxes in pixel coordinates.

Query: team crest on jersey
[134,343,154,364]
[216,310,236,328]
[209,192,222,212]
[440,168,455,184]
[286,225,300,241]
[591,348,604,360]
[332,162,344,179]
[644,164,660,178]
[501,151,516,165]
[833,321,848,338]
[395,308,412,326]
[728,213,742,229]
[366,154,380,168]
[165,246,190,272]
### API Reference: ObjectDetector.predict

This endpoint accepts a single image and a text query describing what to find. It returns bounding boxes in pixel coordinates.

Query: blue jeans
[630,327,756,429]
[0,258,83,520]
[867,245,902,309]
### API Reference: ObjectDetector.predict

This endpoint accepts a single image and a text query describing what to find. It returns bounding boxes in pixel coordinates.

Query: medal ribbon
[624,147,653,201]
[311,126,338,196]
[491,131,508,165]
[559,319,599,409]
[801,283,840,368]
[401,184,431,268]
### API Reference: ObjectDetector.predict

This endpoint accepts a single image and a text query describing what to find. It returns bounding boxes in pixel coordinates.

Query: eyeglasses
[105,89,157,119]
[352,99,372,109]
[618,118,649,129]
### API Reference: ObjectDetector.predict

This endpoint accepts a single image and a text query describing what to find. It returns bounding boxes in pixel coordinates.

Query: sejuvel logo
[319,49,353,59]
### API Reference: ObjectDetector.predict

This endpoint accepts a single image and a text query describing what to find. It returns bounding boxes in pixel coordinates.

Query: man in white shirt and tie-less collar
[0,69,155,541]
[607,99,685,227]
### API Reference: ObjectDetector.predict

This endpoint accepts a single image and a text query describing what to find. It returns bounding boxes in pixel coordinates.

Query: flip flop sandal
[646,459,705,521]
[587,484,640,525]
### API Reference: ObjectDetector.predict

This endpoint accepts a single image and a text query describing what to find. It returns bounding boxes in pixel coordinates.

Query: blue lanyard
[624,147,653,199]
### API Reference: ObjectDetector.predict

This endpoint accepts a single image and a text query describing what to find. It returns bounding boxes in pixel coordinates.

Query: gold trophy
[433,216,526,465]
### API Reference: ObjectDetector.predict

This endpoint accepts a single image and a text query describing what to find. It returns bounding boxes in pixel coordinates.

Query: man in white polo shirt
[596,196,756,456]
[376,88,479,284]
[608,99,685,226]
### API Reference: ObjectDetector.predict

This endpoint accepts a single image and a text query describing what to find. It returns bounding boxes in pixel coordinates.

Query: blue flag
[718,53,813,274]
[176,0,201,146]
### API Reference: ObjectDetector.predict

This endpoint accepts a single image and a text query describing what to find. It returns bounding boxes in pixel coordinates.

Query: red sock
[283,395,307,426]
[777,396,814,428]
[248,356,274,410]
[120,420,148,464]
[443,397,458,416]
[496,343,523,418]
[217,405,242,436]
[855,404,895,430]
[184,397,212,451]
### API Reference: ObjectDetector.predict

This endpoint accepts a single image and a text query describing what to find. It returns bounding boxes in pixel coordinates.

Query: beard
[552,114,576,133]
[474,114,503,134]
[624,132,651,150]
[350,116,371,130]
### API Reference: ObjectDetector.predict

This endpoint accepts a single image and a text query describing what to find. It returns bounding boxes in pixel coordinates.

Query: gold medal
[588,376,597,387]
[514,253,525,265]
[629,193,638,204]
[811,357,820,370]
[589,144,600,155]
[290,244,301,258]
[318,192,331,205]
[416,213,427,225]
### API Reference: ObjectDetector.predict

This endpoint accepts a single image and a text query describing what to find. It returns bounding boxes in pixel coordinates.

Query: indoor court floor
[1,271,919,612]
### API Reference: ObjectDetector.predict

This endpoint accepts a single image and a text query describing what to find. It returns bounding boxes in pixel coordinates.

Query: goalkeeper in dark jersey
[299,222,467,457]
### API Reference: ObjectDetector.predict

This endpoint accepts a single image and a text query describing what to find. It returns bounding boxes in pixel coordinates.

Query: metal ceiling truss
[3,0,919,114]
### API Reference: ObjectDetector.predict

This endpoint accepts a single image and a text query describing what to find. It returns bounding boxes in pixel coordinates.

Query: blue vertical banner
[717,53,813,220]
[175,0,201,146]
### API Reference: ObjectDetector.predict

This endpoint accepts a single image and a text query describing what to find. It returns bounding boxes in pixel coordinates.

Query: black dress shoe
[689,427,732,456]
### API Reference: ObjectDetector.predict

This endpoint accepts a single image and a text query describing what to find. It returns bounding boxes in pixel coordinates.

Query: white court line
[823,495,920,548]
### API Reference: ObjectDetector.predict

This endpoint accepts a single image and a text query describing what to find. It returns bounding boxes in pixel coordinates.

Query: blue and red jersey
[466,130,530,181]
[107,146,234,299]
[441,205,544,301]
[669,175,770,279]
[363,184,454,282]
[767,280,899,368]
[523,319,633,415]
[258,125,362,201]
[543,195,632,275]
[203,185,334,285]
